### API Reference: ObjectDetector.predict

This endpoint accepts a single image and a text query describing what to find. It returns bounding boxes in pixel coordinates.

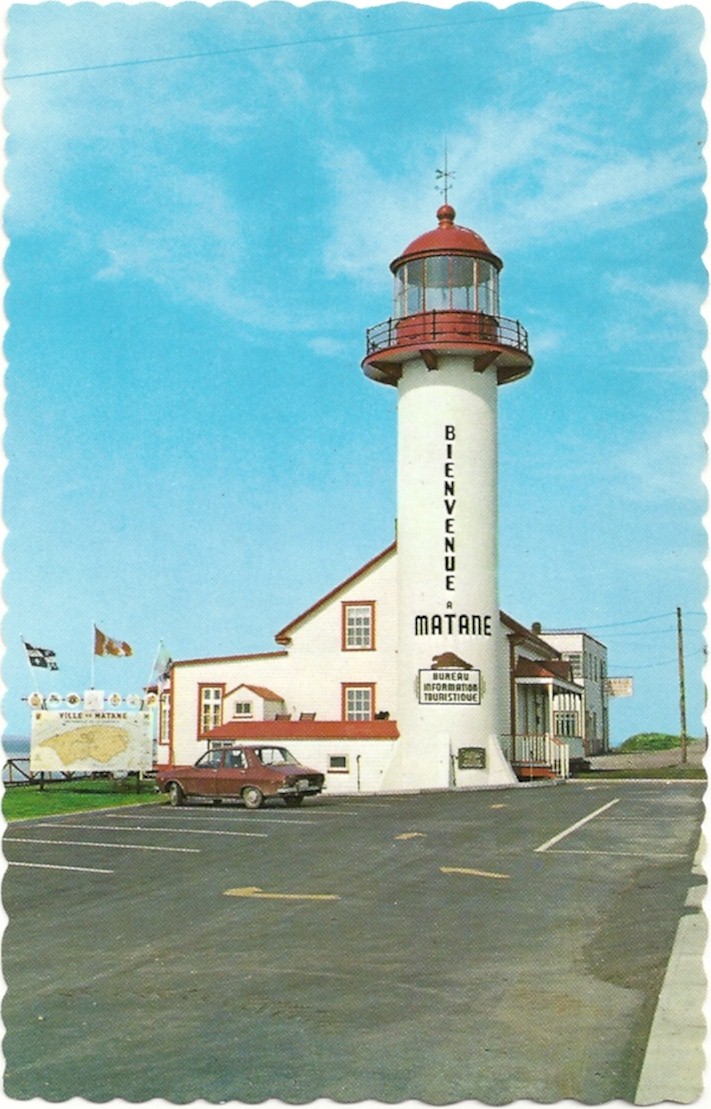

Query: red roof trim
[274,542,396,644]
[204,719,399,741]
[225,683,284,702]
[174,650,289,668]
[501,611,561,657]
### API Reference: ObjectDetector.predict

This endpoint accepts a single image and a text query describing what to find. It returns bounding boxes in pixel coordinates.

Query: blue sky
[2,0,707,744]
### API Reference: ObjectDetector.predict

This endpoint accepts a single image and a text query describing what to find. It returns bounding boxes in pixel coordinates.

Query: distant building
[535,628,609,755]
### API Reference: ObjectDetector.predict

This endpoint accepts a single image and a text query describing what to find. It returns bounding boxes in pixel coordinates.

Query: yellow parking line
[394,832,426,840]
[224,886,340,901]
[440,866,510,880]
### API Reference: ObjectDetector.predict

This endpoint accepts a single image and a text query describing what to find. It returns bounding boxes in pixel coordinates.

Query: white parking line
[7,860,114,874]
[535,798,621,853]
[107,812,321,826]
[4,837,200,854]
[32,821,267,838]
[546,848,687,859]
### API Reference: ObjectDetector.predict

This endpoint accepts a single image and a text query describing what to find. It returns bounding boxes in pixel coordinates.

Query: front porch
[500,733,571,781]
[506,653,585,780]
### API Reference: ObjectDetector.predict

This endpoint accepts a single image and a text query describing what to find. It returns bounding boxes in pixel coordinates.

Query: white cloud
[613,425,707,505]
[321,94,701,286]
[307,336,353,358]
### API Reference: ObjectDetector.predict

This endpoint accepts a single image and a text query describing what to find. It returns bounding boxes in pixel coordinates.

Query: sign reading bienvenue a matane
[31,710,152,772]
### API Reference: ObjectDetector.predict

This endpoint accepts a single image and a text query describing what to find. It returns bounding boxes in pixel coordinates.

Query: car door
[181,748,223,798]
[213,746,249,798]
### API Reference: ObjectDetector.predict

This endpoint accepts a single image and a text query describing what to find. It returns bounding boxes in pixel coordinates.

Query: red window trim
[341,600,376,652]
[196,682,226,738]
[341,682,376,721]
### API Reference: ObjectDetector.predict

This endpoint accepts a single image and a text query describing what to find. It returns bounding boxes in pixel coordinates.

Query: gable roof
[500,611,561,658]
[274,542,396,644]
[174,650,288,669]
[513,657,582,694]
[225,684,284,702]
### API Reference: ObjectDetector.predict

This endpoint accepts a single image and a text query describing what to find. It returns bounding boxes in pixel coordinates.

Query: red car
[156,745,325,809]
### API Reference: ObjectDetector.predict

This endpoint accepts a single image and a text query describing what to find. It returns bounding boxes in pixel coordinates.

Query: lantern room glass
[394,255,499,318]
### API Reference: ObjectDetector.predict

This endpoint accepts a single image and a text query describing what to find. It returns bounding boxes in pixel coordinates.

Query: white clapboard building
[159,541,608,792]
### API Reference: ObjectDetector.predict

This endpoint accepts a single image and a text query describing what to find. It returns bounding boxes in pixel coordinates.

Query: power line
[611,649,706,672]
[583,610,705,631]
[5,4,601,81]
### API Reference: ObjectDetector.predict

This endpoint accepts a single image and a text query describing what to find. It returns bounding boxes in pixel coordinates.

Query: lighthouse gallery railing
[365,310,530,356]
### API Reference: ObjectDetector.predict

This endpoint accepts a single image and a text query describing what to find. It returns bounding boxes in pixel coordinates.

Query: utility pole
[676,606,687,764]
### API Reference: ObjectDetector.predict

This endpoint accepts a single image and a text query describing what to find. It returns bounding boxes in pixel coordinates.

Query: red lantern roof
[390,204,502,273]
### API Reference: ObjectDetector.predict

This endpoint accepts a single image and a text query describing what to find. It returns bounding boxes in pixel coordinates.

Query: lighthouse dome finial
[437,203,456,226]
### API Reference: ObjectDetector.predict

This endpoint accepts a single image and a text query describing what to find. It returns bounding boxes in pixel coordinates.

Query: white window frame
[199,686,223,734]
[343,685,374,721]
[343,602,375,651]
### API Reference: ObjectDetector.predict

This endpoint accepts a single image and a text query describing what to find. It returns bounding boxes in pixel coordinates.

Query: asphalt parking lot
[3,780,705,1103]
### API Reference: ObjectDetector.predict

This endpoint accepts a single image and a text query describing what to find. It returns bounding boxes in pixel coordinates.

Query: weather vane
[435,143,455,204]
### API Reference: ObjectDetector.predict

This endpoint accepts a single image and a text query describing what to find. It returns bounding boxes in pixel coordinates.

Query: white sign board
[604,677,634,699]
[418,668,481,705]
[31,710,153,772]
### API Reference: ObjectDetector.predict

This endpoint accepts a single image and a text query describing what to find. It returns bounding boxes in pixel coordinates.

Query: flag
[23,641,59,670]
[94,626,133,657]
[150,641,173,688]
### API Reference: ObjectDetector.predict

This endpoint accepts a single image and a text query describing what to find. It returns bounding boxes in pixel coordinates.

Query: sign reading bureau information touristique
[418,668,481,705]
[30,709,153,773]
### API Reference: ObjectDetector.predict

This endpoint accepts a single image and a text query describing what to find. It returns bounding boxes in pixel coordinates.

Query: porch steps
[511,762,559,782]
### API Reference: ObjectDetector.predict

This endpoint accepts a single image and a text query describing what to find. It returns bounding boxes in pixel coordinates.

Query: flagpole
[20,635,40,687]
[91,623,96,689]
[148,640,162,687]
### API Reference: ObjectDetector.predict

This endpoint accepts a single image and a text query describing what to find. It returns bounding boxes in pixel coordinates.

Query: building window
[554,711,580,738]
[343,684,374,721]
[158,692,170,746]
[342,602,375,650]
[232,701,253,718]
[199,685,223,734]
[564,652,582,680]
[328,754,350,773]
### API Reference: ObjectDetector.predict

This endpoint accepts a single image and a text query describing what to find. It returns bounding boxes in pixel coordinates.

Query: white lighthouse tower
[363,202,533,790]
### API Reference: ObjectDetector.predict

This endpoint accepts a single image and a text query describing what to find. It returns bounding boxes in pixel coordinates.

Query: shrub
[617,732,700,752]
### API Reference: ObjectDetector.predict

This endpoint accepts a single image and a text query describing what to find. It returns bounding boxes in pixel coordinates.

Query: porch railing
[500,734,570,779]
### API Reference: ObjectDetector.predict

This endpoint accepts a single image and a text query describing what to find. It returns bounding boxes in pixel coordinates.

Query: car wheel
[242,785,264,810]
[168,782,184,807]
[284,795,304,807]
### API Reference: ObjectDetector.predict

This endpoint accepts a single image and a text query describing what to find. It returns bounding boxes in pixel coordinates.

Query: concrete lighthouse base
[381,731,517,792]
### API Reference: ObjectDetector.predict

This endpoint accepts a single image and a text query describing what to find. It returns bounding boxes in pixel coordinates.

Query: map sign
[31,710,153,773]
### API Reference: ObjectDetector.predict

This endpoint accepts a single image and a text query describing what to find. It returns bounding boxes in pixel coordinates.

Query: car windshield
[255,746,301,766]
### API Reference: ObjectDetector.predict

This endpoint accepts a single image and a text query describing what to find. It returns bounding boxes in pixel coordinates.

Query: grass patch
[2,777,165,821]
[576,765,706,781]
[615,732,704,752]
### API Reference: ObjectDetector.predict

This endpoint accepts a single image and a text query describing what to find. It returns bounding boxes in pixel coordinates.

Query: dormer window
[232,701,253,718]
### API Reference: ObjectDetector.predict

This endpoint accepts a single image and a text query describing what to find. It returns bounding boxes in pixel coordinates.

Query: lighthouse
[363,202,533,789]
